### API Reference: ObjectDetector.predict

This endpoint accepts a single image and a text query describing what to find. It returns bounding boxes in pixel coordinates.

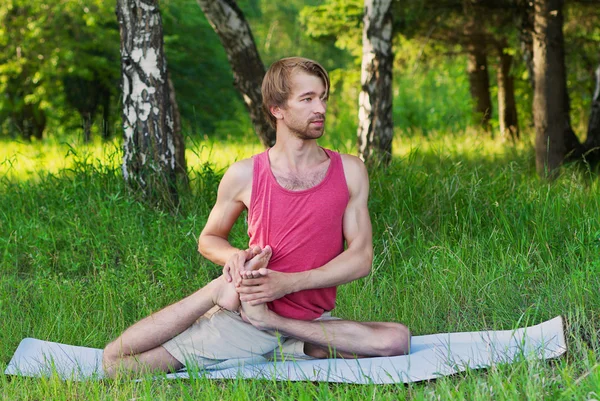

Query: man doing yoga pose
[102,57,411,377]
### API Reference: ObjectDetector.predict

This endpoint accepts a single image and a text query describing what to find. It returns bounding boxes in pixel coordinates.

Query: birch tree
[196,0,276,147]
[357,0,394,165]
[116,0,181,206]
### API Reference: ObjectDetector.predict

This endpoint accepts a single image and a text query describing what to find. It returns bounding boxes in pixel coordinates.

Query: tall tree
[357,0,394,165]
[533,0,580,176]
[517,0,536,90]
[63,74,105,142]
[495,39,519,141]
[167,73,188,182]
[196,0,276,147]
[582,62,600,163]
[116,0,182,207]
[463,6,492,131]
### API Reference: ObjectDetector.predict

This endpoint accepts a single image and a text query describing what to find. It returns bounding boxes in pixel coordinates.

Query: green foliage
[1,135,600,398]
[393,37,472,134]
[161,0,246,136]
[299,0,598,142]
[241,0,354,70]
[0,0,120,140]
[564,3,600,133]
[300,0,363,60]
[0,0,598,144]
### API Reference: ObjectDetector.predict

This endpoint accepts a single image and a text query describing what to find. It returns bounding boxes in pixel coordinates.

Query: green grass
[1,132,599,400]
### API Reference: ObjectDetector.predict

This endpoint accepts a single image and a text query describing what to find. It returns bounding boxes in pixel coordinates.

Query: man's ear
[270,105,283,120]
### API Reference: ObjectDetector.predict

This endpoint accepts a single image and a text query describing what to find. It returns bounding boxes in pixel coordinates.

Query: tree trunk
[496,40,519,141]
[83,112,92,143]
[533,0,580,177]
[116,0,179,207]
[168,73,188,185]
[582,64,600,164]
[32,107,45,140]
[357,0,394,165]
[196,0,275,148]
[13,103,45,141]
[464,18,492,131]
[518,0,536,90]
[101,89,111,140]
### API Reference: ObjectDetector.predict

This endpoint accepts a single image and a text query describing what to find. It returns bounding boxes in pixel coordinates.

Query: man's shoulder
[322,148,364,168]
[338,152,363,165]
[331,152,369,197]
[222,157,254,186]
[228,156,255,171]
[338,153,367,177]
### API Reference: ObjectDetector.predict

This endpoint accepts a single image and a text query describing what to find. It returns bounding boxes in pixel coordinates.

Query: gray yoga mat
[4,316,566,384]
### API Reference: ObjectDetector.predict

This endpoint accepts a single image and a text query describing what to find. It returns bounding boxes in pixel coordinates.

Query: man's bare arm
[238,155,373,304]
[197,159,254,280]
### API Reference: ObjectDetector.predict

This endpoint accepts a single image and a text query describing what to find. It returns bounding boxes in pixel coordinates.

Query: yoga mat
[4,316,566,384]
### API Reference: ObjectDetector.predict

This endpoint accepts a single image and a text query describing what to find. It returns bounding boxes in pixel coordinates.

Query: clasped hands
[222,246,292,305]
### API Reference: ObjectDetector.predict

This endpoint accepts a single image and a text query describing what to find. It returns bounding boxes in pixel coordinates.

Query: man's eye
[302,98,311,102]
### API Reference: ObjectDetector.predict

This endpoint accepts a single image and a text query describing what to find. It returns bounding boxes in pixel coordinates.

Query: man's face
[277,71,327,140]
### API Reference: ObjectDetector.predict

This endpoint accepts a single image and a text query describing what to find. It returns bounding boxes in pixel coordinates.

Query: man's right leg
[103,278,230,377]
[102,248,271,377]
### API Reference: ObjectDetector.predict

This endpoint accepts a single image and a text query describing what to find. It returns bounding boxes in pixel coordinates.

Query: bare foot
[212,276,241,312]
[240,301,273,330]
[240,245,272,280]
[214,246,272,312]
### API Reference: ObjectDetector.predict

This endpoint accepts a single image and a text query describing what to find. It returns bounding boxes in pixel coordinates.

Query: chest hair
[274,161,330,191]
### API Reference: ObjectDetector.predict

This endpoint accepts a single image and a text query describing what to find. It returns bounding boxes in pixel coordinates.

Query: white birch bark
[357,0,394,165]
[116,0,178,205]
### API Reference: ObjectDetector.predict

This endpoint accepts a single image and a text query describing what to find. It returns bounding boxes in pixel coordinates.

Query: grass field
[1,132,599,400]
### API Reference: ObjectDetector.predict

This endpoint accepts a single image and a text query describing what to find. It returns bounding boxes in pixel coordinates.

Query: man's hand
[236,270,295,305]
[222,247,259,285]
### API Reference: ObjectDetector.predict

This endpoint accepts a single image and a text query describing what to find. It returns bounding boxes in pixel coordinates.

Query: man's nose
[314,98,327,114]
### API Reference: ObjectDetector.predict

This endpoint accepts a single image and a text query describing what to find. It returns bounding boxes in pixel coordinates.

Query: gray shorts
[162,305,338,369]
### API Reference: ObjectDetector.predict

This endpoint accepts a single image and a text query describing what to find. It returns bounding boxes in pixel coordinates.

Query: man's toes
[263,245,272,257]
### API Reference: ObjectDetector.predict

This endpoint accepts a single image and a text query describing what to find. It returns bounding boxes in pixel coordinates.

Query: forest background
[1,0,598,154]
[2,0,600,400]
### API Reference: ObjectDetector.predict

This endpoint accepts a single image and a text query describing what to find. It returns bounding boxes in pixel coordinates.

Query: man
[102,57,410,377]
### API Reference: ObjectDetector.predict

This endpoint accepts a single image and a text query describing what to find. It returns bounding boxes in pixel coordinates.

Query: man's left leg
[241,304,410,358]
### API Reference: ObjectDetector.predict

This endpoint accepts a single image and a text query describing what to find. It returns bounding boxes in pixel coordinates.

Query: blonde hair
[261,57,330,128]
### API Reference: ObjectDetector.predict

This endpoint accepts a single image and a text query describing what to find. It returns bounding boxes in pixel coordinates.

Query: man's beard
[289,116,326,140]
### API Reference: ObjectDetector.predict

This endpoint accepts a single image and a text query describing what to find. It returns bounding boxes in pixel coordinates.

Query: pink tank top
[248,148,349,320]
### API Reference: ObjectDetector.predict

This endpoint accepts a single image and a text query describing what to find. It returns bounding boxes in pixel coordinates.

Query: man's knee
[102,341,121,378]
[376,324,411,357]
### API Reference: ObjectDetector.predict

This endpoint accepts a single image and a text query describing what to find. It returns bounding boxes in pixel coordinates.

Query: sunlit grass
[0,136,265,182]
[2,131,599,399]
[1,129,535,183]
[394,126,534,160]
[185,136,264,173]
[0,138,122,181]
